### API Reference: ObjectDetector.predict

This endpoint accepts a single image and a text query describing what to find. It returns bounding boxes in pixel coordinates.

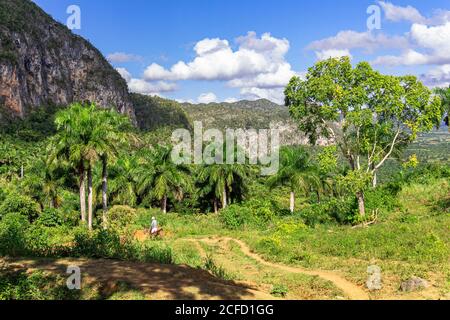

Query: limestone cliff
[0,0,135,119]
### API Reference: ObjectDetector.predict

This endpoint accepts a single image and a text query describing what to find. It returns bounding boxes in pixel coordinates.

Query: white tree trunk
[290,192,295,213]
[79,169,86,223]
[87,165,93,230]
[102,158,108,229]
[222,188,227,209]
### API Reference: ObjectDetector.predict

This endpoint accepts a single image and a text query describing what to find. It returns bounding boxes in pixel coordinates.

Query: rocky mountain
[181,99,324,146]
[131,94,191,131]
[0,0,135,119]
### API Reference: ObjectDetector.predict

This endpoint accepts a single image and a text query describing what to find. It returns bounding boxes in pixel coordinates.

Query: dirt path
[1,257,274,300]
[184,236,369,300]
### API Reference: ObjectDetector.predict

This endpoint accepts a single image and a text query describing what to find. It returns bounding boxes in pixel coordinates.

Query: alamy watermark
[66,5,81,30]
[66,265,81,290]
[367,4,382,30]
[171,122,280,176]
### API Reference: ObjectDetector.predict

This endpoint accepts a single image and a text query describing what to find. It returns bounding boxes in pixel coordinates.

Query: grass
[153,177,449,298]
[1,175,448,299]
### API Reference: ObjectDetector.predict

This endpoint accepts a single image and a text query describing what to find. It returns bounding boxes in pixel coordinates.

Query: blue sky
[33,0,450,104]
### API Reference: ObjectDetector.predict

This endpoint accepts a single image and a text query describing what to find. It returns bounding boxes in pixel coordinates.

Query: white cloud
[142,32,298,104]
[420,64,450,87]
[410,22,450,58]
[144,32,292,82]
[224,97,238,103]
[197,92,218,104]
[307,30,408,53]
[378,1,426,24]
[315,49,353,61]
[128,79,177,95]
[115,67,176,95]
[372,49,430,66]
[374,22,450,66]
[240,87,285,104]
[227,62,295,89]
[107,52,142,63]
[379,2,450,25]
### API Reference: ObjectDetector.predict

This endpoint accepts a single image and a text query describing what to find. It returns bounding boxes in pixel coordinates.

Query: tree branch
[373,128,401,171]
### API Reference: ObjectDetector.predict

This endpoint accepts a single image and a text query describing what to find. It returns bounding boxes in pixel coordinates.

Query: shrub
[71,227,174,264]
[220,200,277,229]
[0,213,30,256]
[365,187,399,216]
[220,205,252,229]
[107,205,137,231]
[0,193,40,222]
[24,225,71,257]
[298,197,357,226]
[35,208,64,227]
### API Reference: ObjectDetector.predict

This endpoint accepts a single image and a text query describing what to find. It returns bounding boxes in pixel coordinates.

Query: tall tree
[94,109,133,227]
[108,155,139,207]
[136,146,192,213]
[285,57,442,216]
[53,103,128,229]
[267,147,319,213]
[197,162,250,212]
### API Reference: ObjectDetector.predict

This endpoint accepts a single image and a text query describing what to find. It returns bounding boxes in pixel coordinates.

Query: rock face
[0,0,135,119]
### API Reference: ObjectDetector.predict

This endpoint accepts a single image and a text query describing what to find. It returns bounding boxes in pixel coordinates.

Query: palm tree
[136,145,192,213]
[267,147,319,213]
[54,104,91,224]
[54,103,119,229]
[197,163,250,213]
[108,155,139,207]
[22,156,67,209]
[94,109,133,226]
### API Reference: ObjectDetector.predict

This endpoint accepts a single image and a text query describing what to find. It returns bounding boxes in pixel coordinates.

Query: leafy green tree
[285,57,442,216]
[267,147,319,212]
[434,86,450,130]
[136,146,192,213]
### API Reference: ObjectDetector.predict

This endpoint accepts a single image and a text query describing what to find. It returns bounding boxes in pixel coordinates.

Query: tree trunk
[161,195,167,213]
[372,171,377,188]
[357,191,365,217]
[213,199,218,214]
[101,156,108,228]
[371,163,377,188]
[87,164,93,230]
[79,167,86,223]
[20,165,24,179]
[222,188,227,209]
[289,191,295,213]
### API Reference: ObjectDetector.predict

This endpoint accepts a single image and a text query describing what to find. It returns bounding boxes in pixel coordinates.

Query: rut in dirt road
[186,237,369,300]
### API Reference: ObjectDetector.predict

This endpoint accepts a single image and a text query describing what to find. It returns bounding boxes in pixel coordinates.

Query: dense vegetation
[0,57,449,300]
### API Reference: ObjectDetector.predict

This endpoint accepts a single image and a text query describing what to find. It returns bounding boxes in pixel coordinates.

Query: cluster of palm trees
[12,103,346,230]
[51,103,132,229]
[33,103,254,229]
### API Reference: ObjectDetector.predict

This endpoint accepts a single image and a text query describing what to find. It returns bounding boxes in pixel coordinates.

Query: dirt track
[184,237,369,300]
